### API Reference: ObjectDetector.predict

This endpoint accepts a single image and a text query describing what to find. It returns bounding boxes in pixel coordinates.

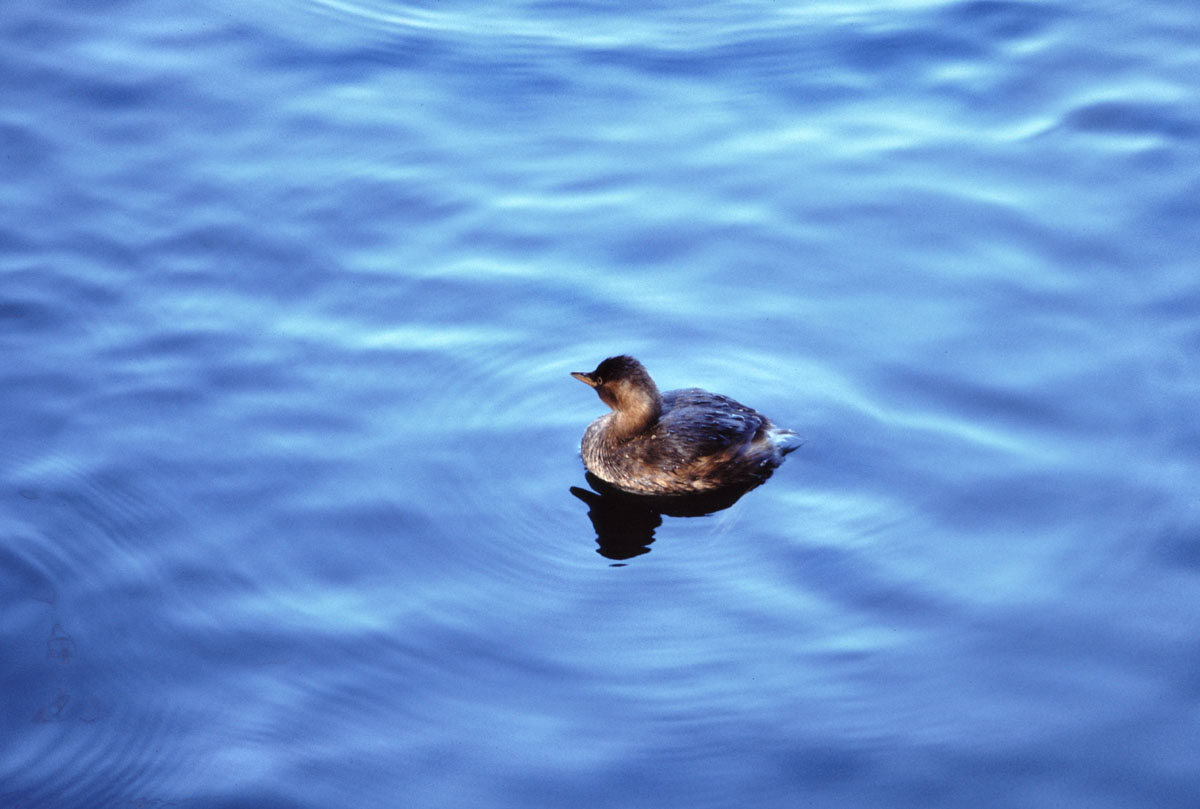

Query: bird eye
[594,377,603,386]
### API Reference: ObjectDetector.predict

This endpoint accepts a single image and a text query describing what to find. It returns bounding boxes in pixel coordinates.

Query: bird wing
[655,389,766,460]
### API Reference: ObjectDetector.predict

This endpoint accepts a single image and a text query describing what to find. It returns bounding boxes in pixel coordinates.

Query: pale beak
[571,371,598,388]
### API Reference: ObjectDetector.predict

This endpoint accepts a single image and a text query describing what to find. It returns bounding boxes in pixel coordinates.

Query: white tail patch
[769,427,804,455]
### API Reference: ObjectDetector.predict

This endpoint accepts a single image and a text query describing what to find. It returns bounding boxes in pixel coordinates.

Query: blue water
[3,0,1199,806]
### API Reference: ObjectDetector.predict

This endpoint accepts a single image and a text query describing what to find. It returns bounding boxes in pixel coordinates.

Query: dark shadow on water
[570,471,769,563]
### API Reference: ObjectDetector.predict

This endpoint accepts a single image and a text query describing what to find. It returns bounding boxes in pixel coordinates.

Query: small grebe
[571,355,800,496]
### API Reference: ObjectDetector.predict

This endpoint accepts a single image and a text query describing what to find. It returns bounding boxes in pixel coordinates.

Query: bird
[571,355,800,496]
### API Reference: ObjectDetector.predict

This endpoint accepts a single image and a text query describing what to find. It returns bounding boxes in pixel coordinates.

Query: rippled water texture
[3,0,1199,806]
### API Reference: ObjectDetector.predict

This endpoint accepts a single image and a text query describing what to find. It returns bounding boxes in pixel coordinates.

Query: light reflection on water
[2,0,1199,806]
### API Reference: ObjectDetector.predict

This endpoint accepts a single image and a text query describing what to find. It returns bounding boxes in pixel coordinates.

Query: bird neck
[608,387,661,441]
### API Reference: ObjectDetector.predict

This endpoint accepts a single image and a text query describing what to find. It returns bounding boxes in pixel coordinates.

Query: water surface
[2,0,1199,807]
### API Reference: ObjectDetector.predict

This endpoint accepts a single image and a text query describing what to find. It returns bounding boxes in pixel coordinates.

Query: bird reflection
[570,472,767,562]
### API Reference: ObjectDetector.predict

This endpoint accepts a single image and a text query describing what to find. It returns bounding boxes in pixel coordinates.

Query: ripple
[942,0,1066,42]
[0,267,119,343]
[1,453,201,803]
[1062,99,1200,139]
[0,543,58,606]
[0,121,56,180]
